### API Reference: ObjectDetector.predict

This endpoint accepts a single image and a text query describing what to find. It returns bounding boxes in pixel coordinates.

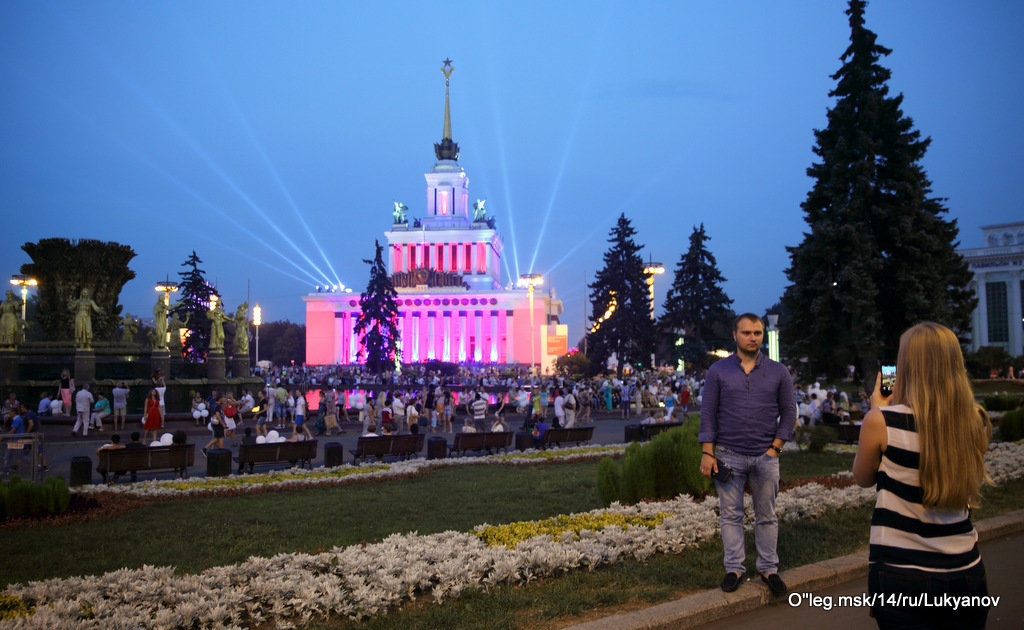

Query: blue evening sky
[1,1,1021,346]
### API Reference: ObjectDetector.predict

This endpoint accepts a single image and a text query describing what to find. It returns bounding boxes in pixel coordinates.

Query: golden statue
[121,313,138,344]
[232,302,249,354]
[207,302,230,350]
[68,288,102,349]
[0,290,22,348]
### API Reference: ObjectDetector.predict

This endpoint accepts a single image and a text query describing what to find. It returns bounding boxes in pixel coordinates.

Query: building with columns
[304,60,566,371]
[961,222,1024,356]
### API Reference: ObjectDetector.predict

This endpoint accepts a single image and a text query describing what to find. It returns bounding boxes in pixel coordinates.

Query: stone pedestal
[151,348,171,379]
[0,349,19,382]
[231,355,249,379]
[74,349,96,384]
[207,349,226,380]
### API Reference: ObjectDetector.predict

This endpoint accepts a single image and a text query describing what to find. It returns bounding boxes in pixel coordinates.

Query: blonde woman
[854,322,992,629]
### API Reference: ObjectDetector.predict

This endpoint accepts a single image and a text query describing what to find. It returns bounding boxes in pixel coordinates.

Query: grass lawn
[2,449,1021,629]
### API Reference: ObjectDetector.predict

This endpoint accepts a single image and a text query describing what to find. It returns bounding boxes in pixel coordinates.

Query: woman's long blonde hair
[891,322,992,509]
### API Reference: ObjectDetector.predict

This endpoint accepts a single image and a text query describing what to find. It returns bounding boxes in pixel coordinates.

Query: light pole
[10,275,37,320]
[253,303,262,366]
[643,258,665,368]
[766,313,780,362]
[518,273,543,375]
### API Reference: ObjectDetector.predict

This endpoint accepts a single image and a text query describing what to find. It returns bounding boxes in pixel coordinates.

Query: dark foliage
[170,251,219,362]
[354,240,401,374]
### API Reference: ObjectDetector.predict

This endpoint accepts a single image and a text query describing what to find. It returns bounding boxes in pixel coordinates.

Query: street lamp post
[517,273,543,375]
[766,313,780,362]
[10,275,38,320]
[253,303,262,366]
[643,258,665,368]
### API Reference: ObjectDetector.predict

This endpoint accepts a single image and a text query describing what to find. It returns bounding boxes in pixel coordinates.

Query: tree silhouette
[354,240,401,374]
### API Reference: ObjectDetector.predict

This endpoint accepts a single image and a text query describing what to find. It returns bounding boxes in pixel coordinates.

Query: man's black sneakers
[720,572,744,592]
[760,572,787,597]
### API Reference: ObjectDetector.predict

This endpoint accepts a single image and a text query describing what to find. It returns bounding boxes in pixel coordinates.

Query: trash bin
[624,424,643,443]
[69,455,92,487]
[323,442,344,468]
[207,448,232,477]
[426,436,447,459]
[515,430,533,451]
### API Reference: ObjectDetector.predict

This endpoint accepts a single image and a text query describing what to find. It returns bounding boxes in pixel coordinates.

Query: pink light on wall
[439,190,449,215]
[476,242,487,274]
[392,244,402,273]
[449,243,458,272]
[435,243,444,271]
[463,243,472,273]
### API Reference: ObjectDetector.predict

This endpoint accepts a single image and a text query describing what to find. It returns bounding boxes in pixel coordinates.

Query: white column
[427,312,436,360]
[474,311,483,362]
[443,312,452,362]
[458,312,467,362]
[1011,272,1024,356]
[490,311,498,362]
[977,275,989,348]
[411,314,420,362]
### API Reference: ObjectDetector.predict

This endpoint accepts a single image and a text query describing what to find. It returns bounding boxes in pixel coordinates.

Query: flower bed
[3,441,1022,628]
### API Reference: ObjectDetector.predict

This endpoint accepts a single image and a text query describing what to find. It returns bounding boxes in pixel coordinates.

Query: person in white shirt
[553,390,566,427]
[563,390,577,428]
[392,393,407,432]
[73,384,94,437]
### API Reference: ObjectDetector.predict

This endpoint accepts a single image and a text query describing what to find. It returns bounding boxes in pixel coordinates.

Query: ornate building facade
[304,61,566,370]
[961,221,1024,355]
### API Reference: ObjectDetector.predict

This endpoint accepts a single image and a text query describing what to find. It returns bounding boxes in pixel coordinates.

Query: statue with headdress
[208,302,230,350]
[153,295,169,349]
[0,290,23,348]
[68,288,102,349]
[393,202,408,224]
[121,313,139,344]
[232,302,249,354]
[168,311,190,353]
[473,199,487,222]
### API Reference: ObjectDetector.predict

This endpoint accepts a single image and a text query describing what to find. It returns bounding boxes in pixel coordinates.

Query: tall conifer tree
[354,240,401,374]
[782,0,974,381]
[586,214,654,374]
[660,224,734,370]
[171,251,219,362]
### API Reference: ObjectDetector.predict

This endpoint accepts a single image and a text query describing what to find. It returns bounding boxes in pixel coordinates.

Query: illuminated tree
[782,0,974,381]
[354,240,401,374]
[171,251,219,362]
[586,214,653,374]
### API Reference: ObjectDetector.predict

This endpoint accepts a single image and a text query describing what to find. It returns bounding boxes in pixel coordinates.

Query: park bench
[349,434,425,464]
[97,444,195,483]
[448,431,514,456]
[835,422,861,444]
[640,421,683,440]
[538,426,594,448]
[236,440,317,473]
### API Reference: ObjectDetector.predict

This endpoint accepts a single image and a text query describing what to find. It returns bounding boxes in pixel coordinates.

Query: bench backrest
[238,440,317,463]
[390,433,425,453]
[355,436,394,456]
[99,444,195,470]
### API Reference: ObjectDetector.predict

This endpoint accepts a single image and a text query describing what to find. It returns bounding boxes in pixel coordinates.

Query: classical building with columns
[304,61,566,371]
[961,222,1024,355]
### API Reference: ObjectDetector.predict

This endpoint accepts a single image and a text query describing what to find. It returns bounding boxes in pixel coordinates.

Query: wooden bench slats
[350,434,425,464]
[449,431,514,456]
[97,445,195,482]
[539,426,594,448]
[237,440,317,473]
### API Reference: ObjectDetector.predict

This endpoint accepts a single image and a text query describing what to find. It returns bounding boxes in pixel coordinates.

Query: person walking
[854,322,993,628]
[699,313,796,597]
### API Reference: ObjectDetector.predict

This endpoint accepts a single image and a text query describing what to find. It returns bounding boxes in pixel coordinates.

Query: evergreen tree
[170,251,219,362]
[585,214,654,374]
[781,0,975,381]
[659,224,734,370]
[354,240,401,374]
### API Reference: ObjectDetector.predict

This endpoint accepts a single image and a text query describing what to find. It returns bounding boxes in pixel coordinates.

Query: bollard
[323,442,344,467]
[206,448,232,477]
[624,424,643,443]
[426,436,447,460]
[515,430,533,451]
[69,455,92,487]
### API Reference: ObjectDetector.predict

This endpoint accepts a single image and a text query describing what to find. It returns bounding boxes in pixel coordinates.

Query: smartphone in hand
[880,363,896,397]
[712,459,733,483]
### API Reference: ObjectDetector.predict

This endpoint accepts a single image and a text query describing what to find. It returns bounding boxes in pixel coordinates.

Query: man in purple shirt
[699,313,796,597]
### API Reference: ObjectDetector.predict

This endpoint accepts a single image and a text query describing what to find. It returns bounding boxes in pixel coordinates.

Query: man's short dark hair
[733,312,764,331]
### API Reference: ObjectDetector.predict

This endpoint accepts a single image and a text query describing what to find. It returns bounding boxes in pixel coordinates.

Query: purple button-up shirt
[699,352,796,456]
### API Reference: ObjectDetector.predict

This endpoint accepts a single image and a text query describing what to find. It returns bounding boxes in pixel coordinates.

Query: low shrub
[998,408,1024,442]
[795,425,839,452]
[983,393,1023,412]
[0,475,72,522]
[597,418,710,506]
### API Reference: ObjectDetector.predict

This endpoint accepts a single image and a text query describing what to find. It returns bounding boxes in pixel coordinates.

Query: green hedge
[983,393,1023,412]
[0,476,71,522]
[999,408,1024,442]
[597,419,710,506]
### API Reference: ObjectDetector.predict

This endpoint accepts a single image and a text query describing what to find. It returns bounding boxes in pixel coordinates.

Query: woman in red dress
[143,388,162,444]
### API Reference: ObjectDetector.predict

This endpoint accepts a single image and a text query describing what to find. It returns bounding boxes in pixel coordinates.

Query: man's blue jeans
[714,446,780,576]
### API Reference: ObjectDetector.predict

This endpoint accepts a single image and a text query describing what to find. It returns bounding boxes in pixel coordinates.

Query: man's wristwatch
[768,445,782,455]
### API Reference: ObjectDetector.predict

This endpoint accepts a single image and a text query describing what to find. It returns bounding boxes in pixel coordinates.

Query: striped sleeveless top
[869,404,980,572]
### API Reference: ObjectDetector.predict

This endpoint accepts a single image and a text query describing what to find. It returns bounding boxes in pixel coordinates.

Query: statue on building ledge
[472,199,487,222]
[393,202,408,224]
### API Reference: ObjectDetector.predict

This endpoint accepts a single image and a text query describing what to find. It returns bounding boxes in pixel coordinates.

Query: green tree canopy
[170,251,219,362]
[781,0,975,381]
[354,240,401,374]
[585,214,654,375]
[20,238,136,343]
[659,224,734,371]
